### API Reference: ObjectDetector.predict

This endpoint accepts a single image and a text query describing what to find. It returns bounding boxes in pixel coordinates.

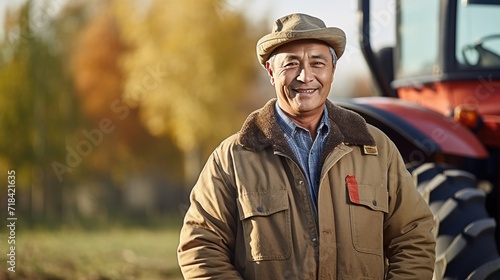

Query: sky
[0,0,396,97]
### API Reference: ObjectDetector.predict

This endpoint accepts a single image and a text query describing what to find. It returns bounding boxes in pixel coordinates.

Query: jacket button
[312,237,318,243]
[257,206,264,212]
[372,200,377,206]
[298,180,304,186]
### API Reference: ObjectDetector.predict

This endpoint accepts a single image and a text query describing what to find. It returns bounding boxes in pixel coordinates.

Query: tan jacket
[178,99,435,279]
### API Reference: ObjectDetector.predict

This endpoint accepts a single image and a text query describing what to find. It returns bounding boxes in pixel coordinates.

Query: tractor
[336,0,500,279]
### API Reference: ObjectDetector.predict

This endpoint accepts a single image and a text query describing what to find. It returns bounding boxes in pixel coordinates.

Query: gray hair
[267,46,338,68]
[329,46,338,65]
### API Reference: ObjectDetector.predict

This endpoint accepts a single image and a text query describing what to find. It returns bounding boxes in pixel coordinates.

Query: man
[178,13,436,279]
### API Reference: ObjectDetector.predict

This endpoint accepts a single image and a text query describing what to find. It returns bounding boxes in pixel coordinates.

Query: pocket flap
[346,175,388,212]
[237,189,288,220]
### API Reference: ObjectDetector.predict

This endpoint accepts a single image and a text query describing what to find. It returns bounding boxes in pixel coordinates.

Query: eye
[311,61,326,67]
[283,61,299,68]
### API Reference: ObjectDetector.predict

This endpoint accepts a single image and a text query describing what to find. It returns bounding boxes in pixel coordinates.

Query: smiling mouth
[294,88,317,94]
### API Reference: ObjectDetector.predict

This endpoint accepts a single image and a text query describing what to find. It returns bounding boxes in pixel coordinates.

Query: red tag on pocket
[346,175,360,204]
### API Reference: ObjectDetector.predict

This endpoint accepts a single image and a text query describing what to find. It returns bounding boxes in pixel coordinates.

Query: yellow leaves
[113,0,261,152]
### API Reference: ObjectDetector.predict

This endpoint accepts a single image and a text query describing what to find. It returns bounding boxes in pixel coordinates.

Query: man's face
[266,40,335,118]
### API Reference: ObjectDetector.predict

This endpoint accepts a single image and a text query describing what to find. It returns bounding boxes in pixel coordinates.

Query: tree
[113,0,263,186]
[70,2,187,196]
[0,0,85,221]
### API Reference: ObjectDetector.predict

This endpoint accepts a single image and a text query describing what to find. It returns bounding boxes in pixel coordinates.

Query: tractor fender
[334,97,488,159]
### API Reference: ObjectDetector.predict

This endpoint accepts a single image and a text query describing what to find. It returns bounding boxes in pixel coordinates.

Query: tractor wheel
[409,162,500,280]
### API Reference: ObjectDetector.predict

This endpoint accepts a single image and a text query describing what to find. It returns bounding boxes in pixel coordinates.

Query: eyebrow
[283,53,329,61]
[310,54,329,60]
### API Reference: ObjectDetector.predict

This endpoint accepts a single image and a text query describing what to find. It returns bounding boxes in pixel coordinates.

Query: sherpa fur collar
[238,99,376,163]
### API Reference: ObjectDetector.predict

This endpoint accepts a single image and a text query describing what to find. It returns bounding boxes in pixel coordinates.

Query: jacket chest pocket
[237,189,291,261]
[347,181,388,256]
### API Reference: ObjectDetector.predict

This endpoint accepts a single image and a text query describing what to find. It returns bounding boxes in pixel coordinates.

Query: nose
[296,65,313,83]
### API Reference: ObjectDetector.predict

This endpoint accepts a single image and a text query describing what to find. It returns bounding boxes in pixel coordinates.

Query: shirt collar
[275,101,330,136]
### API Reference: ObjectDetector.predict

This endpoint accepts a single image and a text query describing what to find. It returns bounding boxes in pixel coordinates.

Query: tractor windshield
[456,1,500,68]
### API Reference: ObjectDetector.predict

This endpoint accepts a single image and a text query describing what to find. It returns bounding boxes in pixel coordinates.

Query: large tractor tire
[409,163,500,280]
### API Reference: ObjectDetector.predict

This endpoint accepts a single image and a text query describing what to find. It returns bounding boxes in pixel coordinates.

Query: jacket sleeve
[383,141,436,279]
[177,149,243,279]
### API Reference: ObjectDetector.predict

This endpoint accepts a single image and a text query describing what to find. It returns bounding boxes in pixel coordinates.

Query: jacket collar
[238,99,376,160]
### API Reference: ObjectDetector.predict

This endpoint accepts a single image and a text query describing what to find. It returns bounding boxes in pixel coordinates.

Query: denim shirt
[275,102,330,214]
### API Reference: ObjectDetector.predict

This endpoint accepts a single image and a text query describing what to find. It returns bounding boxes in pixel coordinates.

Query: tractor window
[397,0,440,77]
[456,1,500,68]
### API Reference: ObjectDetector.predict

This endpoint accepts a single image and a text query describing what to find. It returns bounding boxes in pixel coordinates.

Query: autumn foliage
[0,0,265,225]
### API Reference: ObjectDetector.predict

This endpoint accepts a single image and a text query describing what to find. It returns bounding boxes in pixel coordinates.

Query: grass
[0,225,183,280]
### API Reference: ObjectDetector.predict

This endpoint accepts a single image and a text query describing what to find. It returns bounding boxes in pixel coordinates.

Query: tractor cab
[390,0,500,147]
[373,0,500,147]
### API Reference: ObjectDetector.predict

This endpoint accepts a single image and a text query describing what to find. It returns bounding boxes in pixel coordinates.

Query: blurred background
[0,0,392,279]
